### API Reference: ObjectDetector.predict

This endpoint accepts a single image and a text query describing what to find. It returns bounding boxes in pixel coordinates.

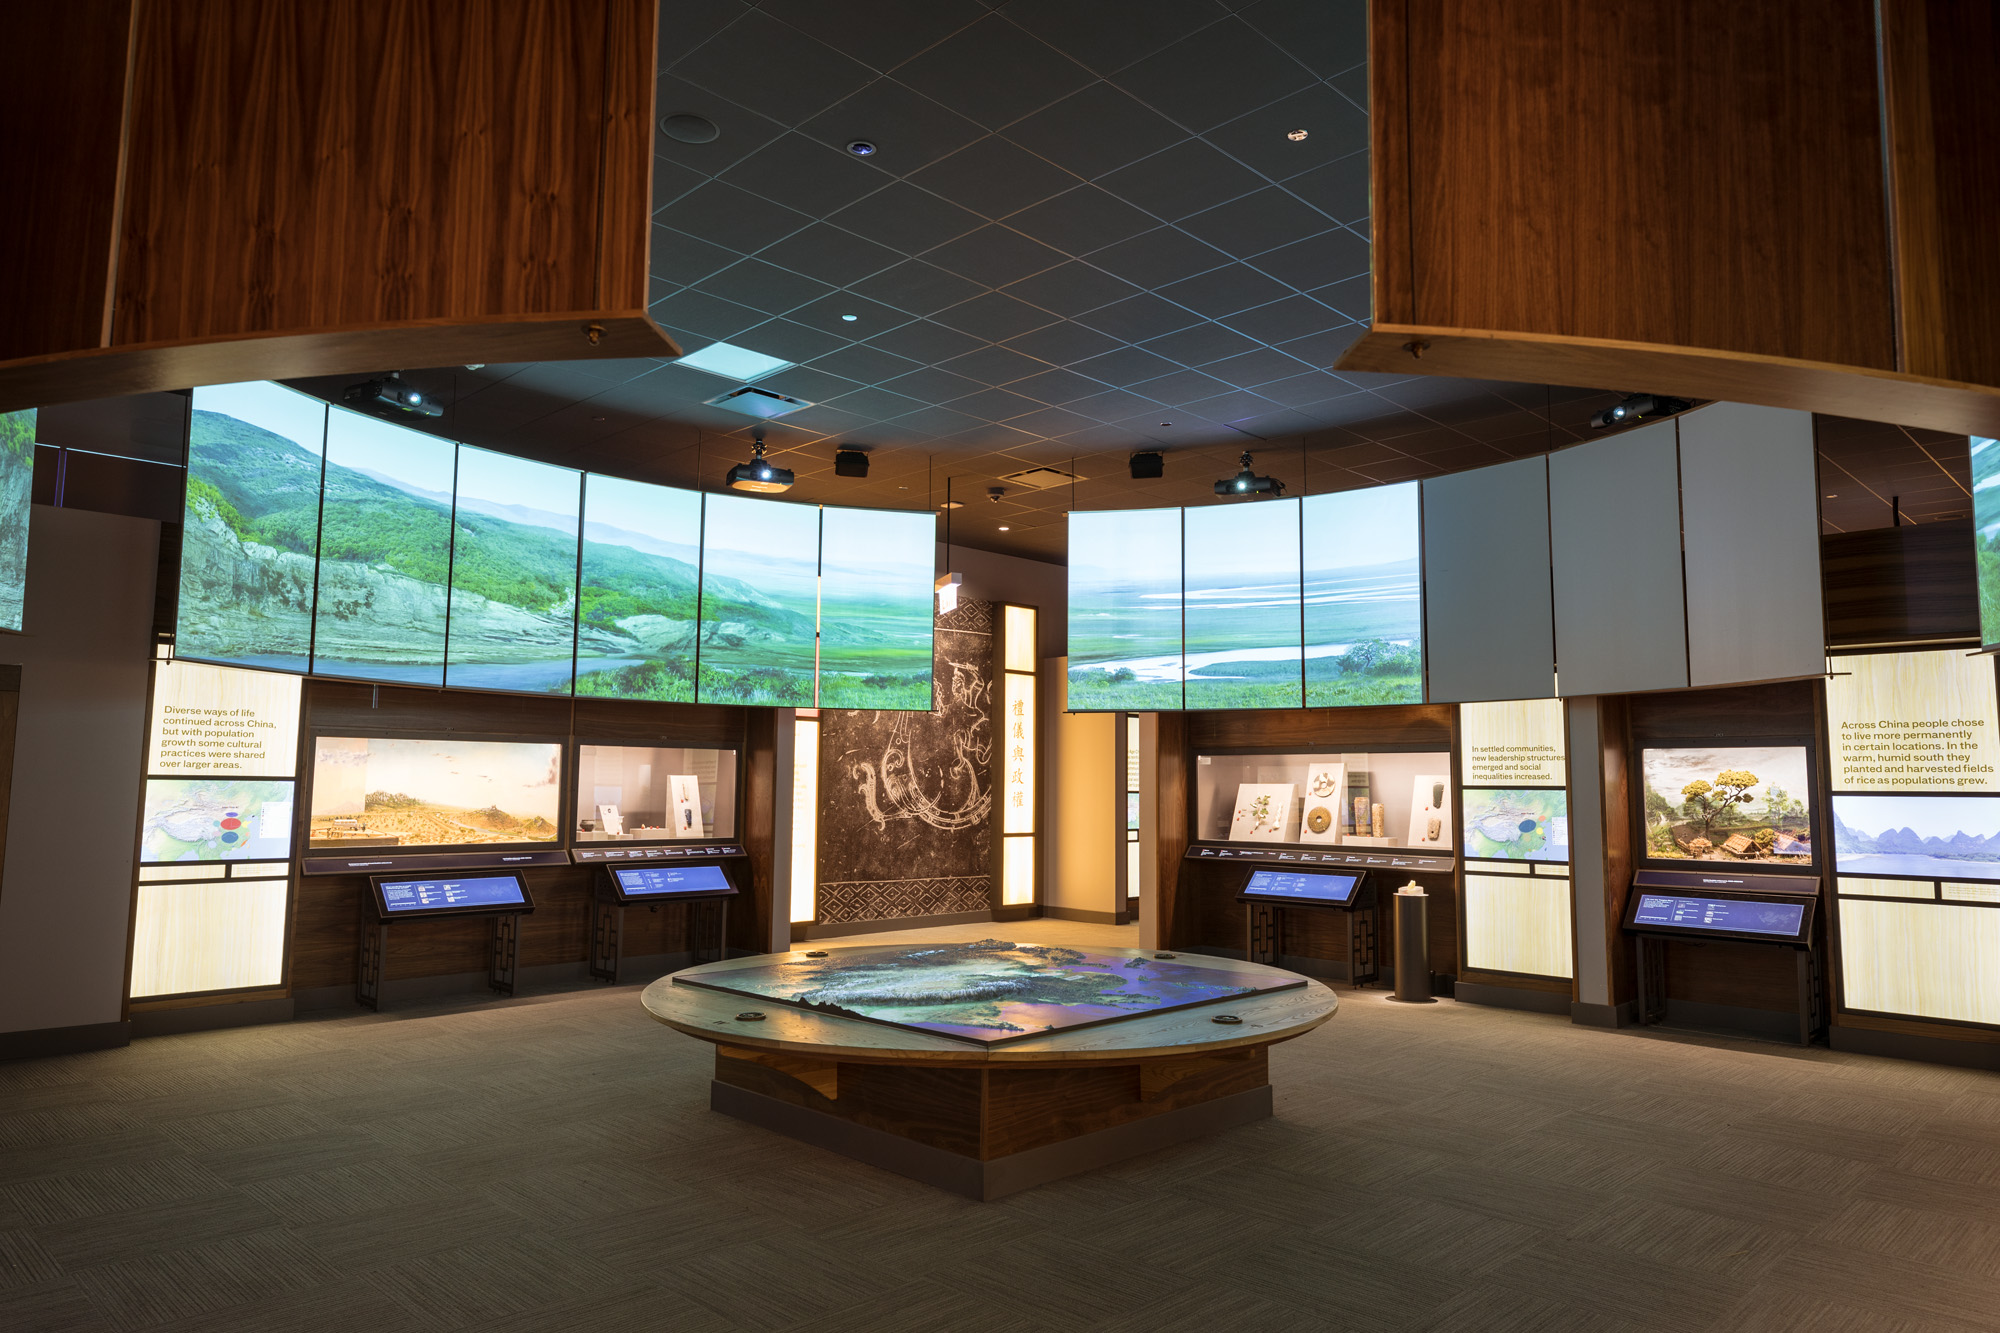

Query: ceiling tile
[753,365,864,403]
[931,291,1060,341]
[657,181,812,254]
[690,257,836,316]
[893,15,1096,130]
[1070,345,1181,385]
[1098,139,1267,222]
[1308,272,1371,324]
[1009,366,1113,404]
[1117,18,1316,132]
[1180,388,1286,424]
[1130,368,1234,406]
[1003,405,1106,438]
[1155,264,1294,318]
[648,289,767,341]
[797,78,986,175]
[1274,325,1363,366]
[1003,83,1187,179]
[1252,370,1362,408]
[1085,227,1232,288]
[1178,187,1332,257]
[754,223,904,286]
[845,259,985,315]
[808,342,924,383]
[945,387,1044,421]
[756,0,987,73]
[719,133,892,218]
[1203,83,1369,180]
[651,155,708,214]
[1238,0,1368,80]
[651,224,744,287]
[936,343,1049,386]
[865,318,988,363]
[777,403,877,435]
[825,385,932,419]
[891,405,988,435]
[1075,292,1205,342]
[1001,322,1121,366]
[1138,321,1265,367]
[1282,157,1371,226]
[1225,408,1328,439]
[1243,226,1369,290]
[672,10,877,124]
[1003,185,1157,254]
[652,73,786,180]
[828,182,984,255]
[732,317,850,363]
[1067,387,1168,422]
[1000,262,1142,318]
[999,0,1229,75]
[923,225,1067,286]
[908,135,1080,218]
[879,366,987,402]
[1221,294,1345,345]
[1328,63,1367,109]
[784,290,914,338]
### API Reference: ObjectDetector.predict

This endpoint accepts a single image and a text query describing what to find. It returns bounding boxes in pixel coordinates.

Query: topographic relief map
[142,780,294,862]
[1463,789,1569,861]
[678,940,1301,1046]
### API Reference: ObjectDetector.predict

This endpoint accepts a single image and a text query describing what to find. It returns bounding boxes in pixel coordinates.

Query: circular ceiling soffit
[660,113,719,143]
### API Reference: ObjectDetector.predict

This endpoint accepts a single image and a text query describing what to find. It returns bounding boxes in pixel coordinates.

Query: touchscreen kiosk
[606,863,737,903]
[1238,869,1365,907]
[369,872,533,921]
[1622,892,1814,946]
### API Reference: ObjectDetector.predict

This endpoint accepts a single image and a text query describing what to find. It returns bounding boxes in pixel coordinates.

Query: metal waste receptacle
[1391,881,1435,1003]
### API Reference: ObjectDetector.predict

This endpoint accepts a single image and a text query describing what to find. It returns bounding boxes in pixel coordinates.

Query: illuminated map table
[642,943,1337,1199]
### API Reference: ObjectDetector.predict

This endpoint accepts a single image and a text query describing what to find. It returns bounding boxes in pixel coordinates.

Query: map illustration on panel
[1303,483,1423,708]
[444,447,582,694]
[1641,746,1814,863]
[311,406,456,685]
[818,505,935,710]
[676,939,1301,1046]
[697,492,819,706]
[574,475,703,701]
[1066,507,1184,711]
[0,408,34,632]
[307,737,560,849]
[1463,788,1569,861]
[1834,793,2000,882]
[1182,498,1303,709]
[177,383,327,673]
[141,779,295,862]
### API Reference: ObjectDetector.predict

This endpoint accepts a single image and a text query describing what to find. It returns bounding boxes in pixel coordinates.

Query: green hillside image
[0,409,35,633]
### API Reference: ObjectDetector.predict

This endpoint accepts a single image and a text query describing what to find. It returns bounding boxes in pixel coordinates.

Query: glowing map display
[676,939,1301,1046]
[1462,788,1569,861]
[141,779,294,862]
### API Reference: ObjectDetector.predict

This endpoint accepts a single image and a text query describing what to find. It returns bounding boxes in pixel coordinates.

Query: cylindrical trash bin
[1391,881,1435,1003]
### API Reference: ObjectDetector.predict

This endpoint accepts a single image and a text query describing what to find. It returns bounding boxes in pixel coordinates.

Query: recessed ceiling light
[591,415,606,422]
[840,313,858,321]
[1159,421,1172,428]
[940,501,964,510]
[847,140,877,157]
[1825,493,1837,498]
[998,525,1011,531]
[1286,128,1308,141]
[661,113,719,143]
[676,341,793,382]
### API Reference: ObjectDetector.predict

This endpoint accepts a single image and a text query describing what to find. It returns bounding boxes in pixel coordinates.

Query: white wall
[938,542,1065,660]
[1042,657,1119,917]
[0,507,159,1041]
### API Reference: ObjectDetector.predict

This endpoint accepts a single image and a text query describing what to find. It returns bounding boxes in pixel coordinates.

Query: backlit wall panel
[1839,899,2000,1026]
[130,879,288,997]
[1465,872,1572,978]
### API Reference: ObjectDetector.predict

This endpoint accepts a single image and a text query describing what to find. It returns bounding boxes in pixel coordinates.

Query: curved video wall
[174,382,937,709]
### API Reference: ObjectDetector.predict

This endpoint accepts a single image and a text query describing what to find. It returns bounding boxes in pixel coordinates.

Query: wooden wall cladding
[1187,704,1453,752]
[1626,678,1821,744]
[0,0,670,412]
[1820,523,1979,646]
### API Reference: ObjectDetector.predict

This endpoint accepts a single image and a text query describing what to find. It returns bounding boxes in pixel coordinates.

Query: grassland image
[698,493,820,706]
[1066,507,1185,711]
[308,737,560,848]
[1183,499,1304,709]
[1303,484,1423,707]
[818,505,935,710]
[0,408,35,632]
[1974,436,2000,645]
[1642,745,1813,862]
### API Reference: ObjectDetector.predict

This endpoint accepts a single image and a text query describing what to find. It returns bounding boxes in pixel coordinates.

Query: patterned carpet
[1,921,1997,1332]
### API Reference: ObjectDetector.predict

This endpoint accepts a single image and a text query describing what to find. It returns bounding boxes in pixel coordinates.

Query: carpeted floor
[2,921,1997,1332]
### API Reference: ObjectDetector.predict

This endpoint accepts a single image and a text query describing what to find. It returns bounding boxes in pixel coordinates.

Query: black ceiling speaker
[833,448,870,478]
[1129,451,1164,479]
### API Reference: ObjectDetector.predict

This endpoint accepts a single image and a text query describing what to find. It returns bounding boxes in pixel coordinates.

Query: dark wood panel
[1397,0,1893,370]
[1152,713,1189,950]
[715,1056,986,1158]
[1598,697,1637,1007]
[595,0,654,312]
[306,679,575,738]
[981,1050,1267,1158]
[0,4,133,364]
[1821,523,1978,646]
[1662,938,1799,1014]
[1187,703,1453,752]
[735,709,778,954]
[1627,679,1820,743]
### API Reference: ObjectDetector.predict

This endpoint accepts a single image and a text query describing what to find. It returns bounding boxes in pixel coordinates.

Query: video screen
[309,737,561,849]
[818,505,935,710]
[1641,746,1813,863]
[1834,793,2000,883]
[311,405,455,685]
[613,864,734,897]
[697,492,819,706]
[1975,437,2000,646]
[1242,869,1362,905]
[140,779,295,863]
[444,446,581,695]
[178,383,327,673]
[0,407,34,633]
[574,475,702,703]
[378,874,528,914]
[1067,507,1185,711]
[1303,483,1423,708]
[1630,894,1806,938]
[1182,498,1302,710]
[1463,788,1569,861]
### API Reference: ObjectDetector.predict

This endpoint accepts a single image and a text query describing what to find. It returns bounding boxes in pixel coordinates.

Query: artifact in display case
[1405,774,1451,849]
[1227,783,1297,842]
[308,737,561,850]
[1197,750,1452,853]
[574,744,738,843]
[1299,762,1346,844]
[1640,746,1813,864]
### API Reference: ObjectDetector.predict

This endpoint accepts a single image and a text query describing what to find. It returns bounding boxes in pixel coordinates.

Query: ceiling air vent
[995,466,1083,490]
[704,386,810,419]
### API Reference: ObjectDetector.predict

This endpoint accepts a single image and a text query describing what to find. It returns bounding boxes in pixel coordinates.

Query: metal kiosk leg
[490,912,522,996]
[690,897,729,966]
[356,912,388,1011]
[1634,936,1667,1026]
[590,895,623,983]
[1246,902,1279,965]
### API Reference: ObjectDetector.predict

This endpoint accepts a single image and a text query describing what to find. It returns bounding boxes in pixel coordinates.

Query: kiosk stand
[357,872,537,1011]
[1239,868,1377,987]
[590,863,739,984]
[1622,869,1823,1045]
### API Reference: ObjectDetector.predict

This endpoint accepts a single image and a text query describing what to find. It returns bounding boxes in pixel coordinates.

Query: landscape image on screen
[676,939,1300,1046]
[444,447,582,694]
[308,737,561,848]
[1834,794,2000,881]
[1974,436,2000,646]
[697,492,819,706]
[177,383,327,672]
[574,475,703,702]
[1066,507,1184,711]
[818,505,935,710]
[141,779,295,863]
[0,408,34,633]
[1642,746,1813,862]
[310,406,456,685]
[1463,788,1569,861]
[1182,499,1302,709]
[1303,483,1423,708]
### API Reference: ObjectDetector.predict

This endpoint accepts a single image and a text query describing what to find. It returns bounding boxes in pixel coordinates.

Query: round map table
[642,945,1337,1200]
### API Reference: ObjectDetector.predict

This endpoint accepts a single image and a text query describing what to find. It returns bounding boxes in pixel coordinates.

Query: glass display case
[573,744,737,842]
[1194,750,1455,852]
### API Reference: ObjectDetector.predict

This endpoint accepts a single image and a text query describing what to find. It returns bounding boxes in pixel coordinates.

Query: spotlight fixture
[342,372,441,419]
[1129,450,1164,479]
[986,486,1006,503]
[833,447,870,478]
[1214,452,1285,498]
[1286,128,1309,141]
[1588,393,1693,430]
[939,500,964,510]
[846,140,877,156]
[726,434,794,494]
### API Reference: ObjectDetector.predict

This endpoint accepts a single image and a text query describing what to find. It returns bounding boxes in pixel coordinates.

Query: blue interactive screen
[1630,894,1805,938]
[1242,869,1363,906]
[378,875,528,913]
[612,864,734,897]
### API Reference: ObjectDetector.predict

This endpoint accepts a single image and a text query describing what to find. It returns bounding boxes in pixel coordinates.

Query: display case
[573,743,738,843]
[1194,750,1455,855]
